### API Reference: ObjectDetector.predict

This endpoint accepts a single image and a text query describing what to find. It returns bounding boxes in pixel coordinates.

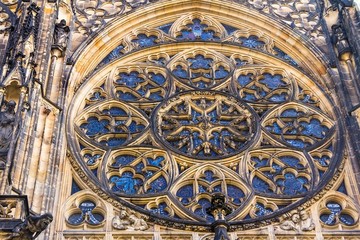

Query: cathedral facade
[0,0,360,239]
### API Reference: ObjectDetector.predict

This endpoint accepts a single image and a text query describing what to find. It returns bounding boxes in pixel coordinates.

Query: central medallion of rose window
[154,91,258,159]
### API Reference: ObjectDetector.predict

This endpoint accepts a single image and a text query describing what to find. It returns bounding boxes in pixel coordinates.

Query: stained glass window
[68,14,344,230]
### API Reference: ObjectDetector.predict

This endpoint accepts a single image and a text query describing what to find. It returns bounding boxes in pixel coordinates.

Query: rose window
[68,14,344,230]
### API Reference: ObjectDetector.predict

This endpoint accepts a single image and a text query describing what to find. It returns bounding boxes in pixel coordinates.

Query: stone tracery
[68,12,347,230]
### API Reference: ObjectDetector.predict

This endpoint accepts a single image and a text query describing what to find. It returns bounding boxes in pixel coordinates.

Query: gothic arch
[67,0,333,93]
[63,0,349,234]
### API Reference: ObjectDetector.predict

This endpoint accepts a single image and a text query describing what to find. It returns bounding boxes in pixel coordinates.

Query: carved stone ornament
[0,100,16,156]
[112,207,149,231]
[278,210,315,233]
[0,200,16,218]
[53,19,70,52]
[0,2,14,34]
[8,213,53,240]
[71,0,324,47]
[331,24,352,60]
[68,8,344,230]
[206,194,232,240]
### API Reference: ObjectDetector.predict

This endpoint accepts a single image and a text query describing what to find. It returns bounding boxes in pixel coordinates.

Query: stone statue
[8,213,53,240]
[128,213,148,230]
[0,100,16,155]
[331,24,351,60]
[279,210,315,233]
[53,20,70,49]
[112,208,148,231]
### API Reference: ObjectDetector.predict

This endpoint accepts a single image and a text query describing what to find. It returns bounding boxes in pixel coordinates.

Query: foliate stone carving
[0,3,14,34]
[278,210,315,233]
[0,200,16,218]
[8,213,53,240]
[71,0,324,47]
[1,0,17,6]
[235,0,324,45]
[0,100,16,156]
[112,207,149,231]
[71,0,158,36]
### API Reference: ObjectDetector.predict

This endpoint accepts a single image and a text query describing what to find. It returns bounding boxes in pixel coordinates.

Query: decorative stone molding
[0,3,14,34]
[70,0,325,47]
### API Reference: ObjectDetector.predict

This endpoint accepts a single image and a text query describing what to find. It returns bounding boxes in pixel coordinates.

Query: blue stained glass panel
[112,155,137,167]
[158,23,173,34]
[71,180,81,195]
[227,185,245,205]
[177,185,194,204]
[260,74,286,89]
[80,117,109,136]
[195,198,214,221]
[151,203,170,216]
[337,182,347,194]
[240,36,265,49]
[279,156,303,168]
[117,71,144,88]
[300,119,329,139]
[100,45,124,65]
[68,213,83,225]
[177,19,220,41]
[222,24,238,34]
[148,176,167,193]
[150,73,166,85]
[188,55,212,69]
[147,156,165,166]
[340,214,355,225]
[172,65,188,78]
[313,155,330,167]
[276,173,308,195]
[253,176,272,193]
[273,47,298,66]
[251,157,268,168]
[110,173,142,194]
[255,203,273,216]
[102,107,127,116]
[84,154,101,166]
[132,34,158,47]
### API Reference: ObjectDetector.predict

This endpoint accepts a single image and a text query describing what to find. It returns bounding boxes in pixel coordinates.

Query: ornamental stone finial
[206,193,232,240]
